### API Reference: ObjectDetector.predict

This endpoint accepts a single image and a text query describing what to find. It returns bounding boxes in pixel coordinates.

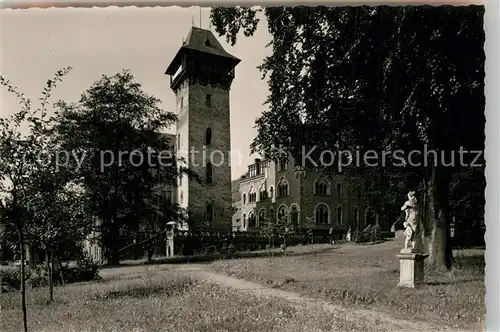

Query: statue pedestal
[397,249,428,288]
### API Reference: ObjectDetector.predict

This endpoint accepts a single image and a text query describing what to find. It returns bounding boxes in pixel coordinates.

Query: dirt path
[175,264,470,332]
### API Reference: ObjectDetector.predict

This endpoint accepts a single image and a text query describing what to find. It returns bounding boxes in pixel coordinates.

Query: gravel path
[176,264,471,332]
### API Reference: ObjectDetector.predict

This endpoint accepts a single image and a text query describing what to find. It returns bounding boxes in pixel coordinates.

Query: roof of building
[165,27,241,75]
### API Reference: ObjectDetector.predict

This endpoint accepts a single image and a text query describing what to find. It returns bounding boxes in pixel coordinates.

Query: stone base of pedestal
[397,250,429,288]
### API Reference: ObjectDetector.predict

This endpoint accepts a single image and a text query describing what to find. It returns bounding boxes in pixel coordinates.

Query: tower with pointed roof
[165,27,240,231]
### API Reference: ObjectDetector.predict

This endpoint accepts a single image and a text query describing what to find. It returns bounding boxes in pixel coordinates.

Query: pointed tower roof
[165,27,240,75]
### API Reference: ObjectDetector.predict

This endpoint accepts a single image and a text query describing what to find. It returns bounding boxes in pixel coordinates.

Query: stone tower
[165,27,240,231]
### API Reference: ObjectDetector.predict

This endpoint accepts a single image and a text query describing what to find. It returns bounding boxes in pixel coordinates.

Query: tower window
[336,184,343,197]
[205,128,212,145]
[180,97,184,109]
[177,134,180,150]
[166,190,172,204]
[206,94,212,107]
[206,162,213,184]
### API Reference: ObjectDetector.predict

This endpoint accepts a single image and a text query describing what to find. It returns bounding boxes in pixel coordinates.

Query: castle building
[165,27,240,231]
[231,178,243,231]
[233,156,379,234]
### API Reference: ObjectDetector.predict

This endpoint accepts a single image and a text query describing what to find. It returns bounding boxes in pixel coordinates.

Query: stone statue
[400,191,421,252]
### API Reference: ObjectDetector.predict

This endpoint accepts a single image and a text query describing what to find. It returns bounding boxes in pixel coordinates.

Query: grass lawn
[211,238,485,331]
[2,264,391,332]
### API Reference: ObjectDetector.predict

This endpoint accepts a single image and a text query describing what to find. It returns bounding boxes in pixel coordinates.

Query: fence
[118,228,349,260]
[173,228,352,257]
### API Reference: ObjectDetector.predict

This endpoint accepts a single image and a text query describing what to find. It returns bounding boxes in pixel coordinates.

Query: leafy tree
[53,71,194,265]
[211,6,485,271]
[0,68,71,332]
[27,174,92,301]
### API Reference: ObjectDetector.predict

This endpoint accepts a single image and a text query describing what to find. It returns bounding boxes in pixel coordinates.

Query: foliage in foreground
[0,269,392,332]
[211,240,485,331]
[0,255,100,293]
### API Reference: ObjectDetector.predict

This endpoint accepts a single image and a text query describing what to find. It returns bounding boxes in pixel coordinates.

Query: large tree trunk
[19,229,28,332]
[108,223,121,266]
[426,165,453,271]
[103,214,121,265]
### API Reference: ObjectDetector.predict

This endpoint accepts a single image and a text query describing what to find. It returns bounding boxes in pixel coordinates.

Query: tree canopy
[211,5,485,270]
[53,71,187,265]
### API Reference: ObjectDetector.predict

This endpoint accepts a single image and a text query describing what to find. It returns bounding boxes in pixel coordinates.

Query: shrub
[0,254,100,293]
[1,268,23,291]
[353,224,384,243]
[56,254,100,284]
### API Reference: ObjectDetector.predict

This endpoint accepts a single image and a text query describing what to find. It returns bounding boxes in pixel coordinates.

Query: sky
[0,6,271,180]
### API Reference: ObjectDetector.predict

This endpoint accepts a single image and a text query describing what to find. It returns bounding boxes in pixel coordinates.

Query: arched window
[277,205,288,223]
[336,183,343,197]
[205,128,212,145]
[269,208,275,222]
[279,158,288,172]
[258,209,266,226]
[277,178,289,197]
[315,204,330,224]
[242,193,246,205]
[248,212,256,228]
[206,162,213,184]
[248,187,257,203]
[206,204,214,224]
[259,184,268,201]
[314,178,330,196]
[290,205,299,226]
[337,206,343,226]
[269,186,274,198]
[243,214,246,229]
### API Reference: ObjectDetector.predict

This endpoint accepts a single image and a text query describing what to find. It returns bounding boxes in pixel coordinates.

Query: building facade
[165,27,240,231]
[231,178,242,231]
[234,156,380,233]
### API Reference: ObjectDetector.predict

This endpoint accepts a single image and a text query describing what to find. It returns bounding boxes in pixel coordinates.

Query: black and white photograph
[0,4,490,332]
